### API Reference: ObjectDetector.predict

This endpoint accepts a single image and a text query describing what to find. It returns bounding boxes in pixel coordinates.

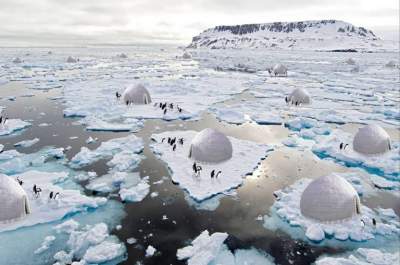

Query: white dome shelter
[12,57,22,63]
[182,52,192,59]
[122,84,152,105]
[353,124,391,155]
[385,60,397,68]
[270,63,288,76]
[0,174,31,223]
[189,128,233,163]
[345,58,356,65]
[287,88,311,105]
[300,174,361,222]
[66,56,77,63]
[118,53,128,59]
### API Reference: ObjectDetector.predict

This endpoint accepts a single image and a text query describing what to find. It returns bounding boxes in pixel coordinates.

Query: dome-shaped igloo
[0,174,31,223]
[345,58,356,65]
[122,84,152,105]
[385,60,397,68]
[13,57,22,64]
[288,88,311,105]
[188,128,233,163]
[182,52,192,59]
[66,56,77,63]
[300,174,361,222]
[271,63,288,76]
[353,124,391,155]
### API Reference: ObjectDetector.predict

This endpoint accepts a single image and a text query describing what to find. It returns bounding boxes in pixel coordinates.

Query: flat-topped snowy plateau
[188,20,398,52]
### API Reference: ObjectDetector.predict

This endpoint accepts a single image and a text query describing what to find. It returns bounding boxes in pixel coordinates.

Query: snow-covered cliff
[188,20,397,51]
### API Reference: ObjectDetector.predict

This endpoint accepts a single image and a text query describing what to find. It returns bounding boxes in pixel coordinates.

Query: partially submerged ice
[151,130,272,201]
[312,128,399,180]
[177,230,275,265]
[315,248,399,265]
[0,119,31,136]
[0,170,106,233]
[70,134,144,169]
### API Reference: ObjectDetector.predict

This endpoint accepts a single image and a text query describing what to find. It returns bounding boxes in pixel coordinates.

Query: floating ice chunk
[83,239,125,264]
[119,177,150,202]
[305,224,325,242]
[85,136,96,144]
[14,138,40,148]
[151,130,272,201]
[70,134,144,168]
[34,235,56,254]
[126,237,137,245]
[0,119,31,136]
[84,117,143,132]
[54,219,80,234]
[0,171,107,233]
[145,245,157,257]
[211,108,247,124]
[316,248,399,265]
[177,230,228,265]
[178,230,276,265]
[107,151,143,172]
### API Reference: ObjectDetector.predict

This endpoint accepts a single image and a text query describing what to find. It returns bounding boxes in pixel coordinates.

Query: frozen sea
[0,45,399,265]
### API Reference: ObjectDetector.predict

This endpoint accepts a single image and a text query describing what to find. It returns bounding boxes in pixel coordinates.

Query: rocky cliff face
[188,20,395,51]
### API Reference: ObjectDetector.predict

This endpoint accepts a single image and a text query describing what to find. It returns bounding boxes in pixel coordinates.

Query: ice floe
[70,134,144,169]
[0,171,106,233]
[151,130,272,201]
[315,248,399,265]
[14,138,40,147]
[177,230,275,265]
[0,119,31,136]
[264,175,400,245]
[53,220,126,264]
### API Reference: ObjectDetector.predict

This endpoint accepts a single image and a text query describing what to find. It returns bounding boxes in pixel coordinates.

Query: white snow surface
[14,138,40,148]
[70,134,144,169]
[0,119,31,136]
[0,171,106,233]
[264,176,400,244]
[315,248,400,265]
[54,221,126,264]
[177,230,276,265]
[151,130,272,201]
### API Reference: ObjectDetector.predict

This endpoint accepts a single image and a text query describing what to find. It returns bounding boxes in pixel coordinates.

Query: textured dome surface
[300,174,360,222]
[353,124,391,155]
[272,63,288,75]
[122,84,152,105]
[288,88,311,104]
[0,174,31,223]
[189,128,233,163]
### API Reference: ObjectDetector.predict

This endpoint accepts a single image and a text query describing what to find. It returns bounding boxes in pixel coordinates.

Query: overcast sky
[0,0,398,46]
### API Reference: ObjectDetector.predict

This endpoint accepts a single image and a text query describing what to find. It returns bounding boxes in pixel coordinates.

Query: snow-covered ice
[177,230,276,265]
[315,248,399,265]
[264,176,400,245]
[70,134,144,169]
[14,138,40,147]
[0,119,31,136]
[0,171,107,233]
[151,130,273,201]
